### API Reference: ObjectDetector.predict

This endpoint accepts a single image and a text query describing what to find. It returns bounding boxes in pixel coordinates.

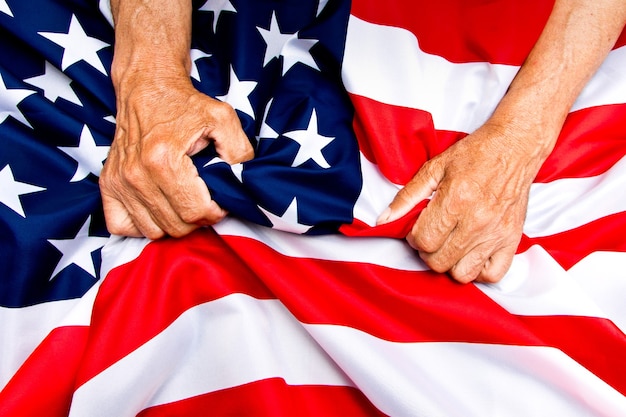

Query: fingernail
[377,207,392,225]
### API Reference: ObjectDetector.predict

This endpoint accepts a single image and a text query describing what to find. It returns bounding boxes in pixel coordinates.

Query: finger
[475,245,517,284]
[152,155,227,230]
[446,241,496,284]
[214,128,254,164]
[406,187,459,255]
[377,160,442,225]
[101,192,148,238]
[204,101,255,164]
[121,140,204,237]
[412,220,463,275]
[136,187,198,238]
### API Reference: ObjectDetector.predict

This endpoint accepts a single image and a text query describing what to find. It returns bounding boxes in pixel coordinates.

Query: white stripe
[68,294,354,417]
[0,282,98,390]
[572,45,626,112]
[214,217,428,271]
[352,152,402,226]
[525,155,626,237]
[307,323,626,417]
[100,234,149,278]
[343,16,626,134]
[478,245,609,319]
[67,293,626,417]
[569,251,626,333]
[343,15,515,134]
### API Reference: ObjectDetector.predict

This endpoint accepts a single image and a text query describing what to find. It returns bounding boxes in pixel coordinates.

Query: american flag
[1,0,625,416]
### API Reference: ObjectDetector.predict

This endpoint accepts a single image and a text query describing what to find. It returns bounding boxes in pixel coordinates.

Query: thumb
[377,161,442,225]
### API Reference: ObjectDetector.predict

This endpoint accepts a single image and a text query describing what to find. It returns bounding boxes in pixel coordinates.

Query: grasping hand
[100,75,254,239]
[378,122,543,284]
[376,0,626,283]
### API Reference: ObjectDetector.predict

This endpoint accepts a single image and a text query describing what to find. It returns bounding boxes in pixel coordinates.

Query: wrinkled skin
[379,0,626,283]
[379,122,539,284]
[100,0,253,239]
[100,74,253,239]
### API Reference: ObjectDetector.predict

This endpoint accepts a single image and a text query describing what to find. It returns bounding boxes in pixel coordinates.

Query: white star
[190,49,212,82]
[203,156,225,168]
[23,61,82,106]
[258,98,279,140]
[38,14,110,75]
[259,197,313,234]
[283,109,334,168]
[230,163,244,182]
[99,0,114,26]
[103,115,116,124]
[216,65,257,119]
[0,165,46,217]
[47,215,109,280]
[0,73,36,128]
[317,0,329,17]
[58,125,110,182]
[199,0,236,33]
[201,157,243,182]
[257,12,294,67]
[0,0,13,17]
[282,35,319,75]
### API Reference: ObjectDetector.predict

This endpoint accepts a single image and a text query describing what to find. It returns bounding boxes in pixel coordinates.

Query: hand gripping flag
[1,0,626,416]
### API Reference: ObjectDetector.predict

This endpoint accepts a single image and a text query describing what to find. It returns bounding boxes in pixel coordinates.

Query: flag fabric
[1,0,626,416]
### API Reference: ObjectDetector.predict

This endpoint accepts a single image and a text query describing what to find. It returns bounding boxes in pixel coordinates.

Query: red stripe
[537,104,626,182]
[74,229,275,388]
[0,326,89,417]
[137,378,387,417]
[350,0,554,65]
[618,29,626,48]
[217,234,568,344]
[518,315,626,396]
[350,92,464,185]
[519,211,626,270]
[221,233,626,395]
[71,228,626,397]
[340,200,427,238]
[351,92,626,187]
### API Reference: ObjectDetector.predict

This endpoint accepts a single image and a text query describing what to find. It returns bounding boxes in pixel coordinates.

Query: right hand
[100,74,254,239]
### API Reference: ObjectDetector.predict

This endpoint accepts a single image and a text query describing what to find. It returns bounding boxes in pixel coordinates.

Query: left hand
[378,122,545,284]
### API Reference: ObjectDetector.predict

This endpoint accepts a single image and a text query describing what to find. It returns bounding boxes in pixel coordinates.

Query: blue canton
[0,0,360,307]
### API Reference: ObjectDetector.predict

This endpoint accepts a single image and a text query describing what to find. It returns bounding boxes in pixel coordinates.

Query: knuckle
[214,100,237,120]
[420,252,451,275]
[123,164,146,187]
[104,218,124,235]
[478,269,504,284]
[145,228,165,240]
[412,232,438,253]
[448,250,486,284]
[98,172,112,190]
[205,100,236,127]
[479,254,514,284]
[451,269,477,284]
[412,218,449,253]
[142,141,170,170]
[167,223,194,239]
[178,207,205,225]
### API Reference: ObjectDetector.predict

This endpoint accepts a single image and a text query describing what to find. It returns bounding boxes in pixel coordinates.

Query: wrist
[488,91,563,160]
[110,0,192,91]
[111,48,192,100]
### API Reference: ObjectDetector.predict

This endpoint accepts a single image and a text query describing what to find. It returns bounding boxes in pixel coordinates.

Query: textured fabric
[1,0,625,416]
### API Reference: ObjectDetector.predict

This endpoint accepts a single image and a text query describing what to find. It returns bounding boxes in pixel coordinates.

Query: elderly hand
[376,0,626,283]
[100,74,254,239]
[378,121,546,284]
